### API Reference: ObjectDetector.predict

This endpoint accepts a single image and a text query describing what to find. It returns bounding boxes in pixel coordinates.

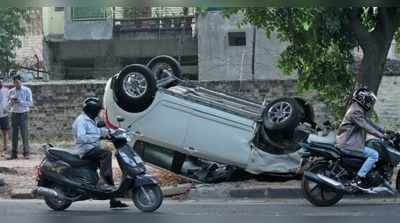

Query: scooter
[32,117,163,212]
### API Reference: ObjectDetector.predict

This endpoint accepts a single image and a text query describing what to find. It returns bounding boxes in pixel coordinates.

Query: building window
[54,7,64,12]
[228,32,246,46]
[71,7,107,21]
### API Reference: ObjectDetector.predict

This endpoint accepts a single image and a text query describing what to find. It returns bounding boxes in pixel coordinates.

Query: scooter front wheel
[132,185,163,212]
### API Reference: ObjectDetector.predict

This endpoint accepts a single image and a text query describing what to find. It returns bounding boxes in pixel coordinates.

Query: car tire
[263,97,303,132]
[113,64,157,113]
[260,126,301,155]
[147,55,182,88]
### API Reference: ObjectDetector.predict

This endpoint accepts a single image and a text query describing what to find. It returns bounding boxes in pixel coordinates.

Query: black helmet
[83,97,102,120]
[352,87,377,111]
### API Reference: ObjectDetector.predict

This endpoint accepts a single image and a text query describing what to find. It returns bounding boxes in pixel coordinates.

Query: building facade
[42,7,198,80]
[198,11,296,81]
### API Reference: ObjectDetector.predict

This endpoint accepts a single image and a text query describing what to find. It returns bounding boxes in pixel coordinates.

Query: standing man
[0,78,10,152]
[8,75,33,160]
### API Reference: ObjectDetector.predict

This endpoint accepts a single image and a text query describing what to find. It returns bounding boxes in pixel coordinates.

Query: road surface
[0,198,398,222]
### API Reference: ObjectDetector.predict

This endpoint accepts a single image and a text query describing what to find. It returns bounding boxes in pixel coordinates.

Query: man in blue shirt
[72,97,128,208]
[8,75,33,160]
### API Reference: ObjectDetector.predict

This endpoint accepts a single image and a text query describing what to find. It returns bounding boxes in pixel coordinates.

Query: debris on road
[162,183,193,197]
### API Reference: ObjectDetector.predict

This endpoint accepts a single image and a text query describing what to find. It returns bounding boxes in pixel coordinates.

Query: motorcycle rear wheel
[132,185,163,212]
[302,162,343,207]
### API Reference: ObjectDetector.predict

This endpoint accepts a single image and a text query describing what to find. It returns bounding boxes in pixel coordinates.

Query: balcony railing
[113,16,195,33]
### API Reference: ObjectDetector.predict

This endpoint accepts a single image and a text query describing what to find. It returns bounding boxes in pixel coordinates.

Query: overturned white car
[103,56,320,182]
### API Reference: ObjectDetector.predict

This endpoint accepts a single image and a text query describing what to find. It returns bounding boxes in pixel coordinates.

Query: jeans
[357,146,379,178]
[11,112,29,157]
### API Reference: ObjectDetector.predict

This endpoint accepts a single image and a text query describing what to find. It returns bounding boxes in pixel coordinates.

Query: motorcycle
[298,129,400,206]
[32,117,163,212]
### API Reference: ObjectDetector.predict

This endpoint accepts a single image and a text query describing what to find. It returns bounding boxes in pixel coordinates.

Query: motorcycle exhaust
[32,187,64,200]
[303,171,346,192]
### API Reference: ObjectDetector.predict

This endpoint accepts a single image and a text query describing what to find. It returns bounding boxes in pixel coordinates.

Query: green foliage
[224,8,398,122]
[0,8,30,74]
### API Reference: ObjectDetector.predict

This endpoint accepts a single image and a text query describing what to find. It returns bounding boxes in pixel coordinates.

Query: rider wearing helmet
[336,87,390,189]
[72,97,128,208]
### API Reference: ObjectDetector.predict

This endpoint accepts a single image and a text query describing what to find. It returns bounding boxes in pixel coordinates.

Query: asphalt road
[1,198,400,222]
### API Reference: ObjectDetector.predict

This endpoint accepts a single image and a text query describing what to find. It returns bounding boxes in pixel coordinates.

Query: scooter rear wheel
[132,185,163,212]
[44,195,72,211]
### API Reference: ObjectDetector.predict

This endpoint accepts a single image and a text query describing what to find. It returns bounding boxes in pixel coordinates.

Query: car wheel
[263,97,303,132]
[259,126,302,155]
[113,64,157,113]
[147,55,182,88]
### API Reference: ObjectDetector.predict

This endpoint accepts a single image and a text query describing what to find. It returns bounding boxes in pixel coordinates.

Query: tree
[0,8,30,75]
[224,8,400,119]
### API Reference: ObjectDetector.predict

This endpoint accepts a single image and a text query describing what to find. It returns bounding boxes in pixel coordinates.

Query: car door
[183,103,255,168]
[136,99,190,150]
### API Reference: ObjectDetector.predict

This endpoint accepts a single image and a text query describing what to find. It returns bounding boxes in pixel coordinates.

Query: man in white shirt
[8,75,33,160]
[0,78,9,151]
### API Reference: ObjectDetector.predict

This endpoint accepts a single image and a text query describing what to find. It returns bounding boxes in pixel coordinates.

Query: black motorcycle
[299,131,400,206]
[32,118,163,212]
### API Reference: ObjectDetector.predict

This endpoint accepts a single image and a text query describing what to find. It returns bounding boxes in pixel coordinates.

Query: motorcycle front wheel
[302,162,343,207]
[132,185,163,212]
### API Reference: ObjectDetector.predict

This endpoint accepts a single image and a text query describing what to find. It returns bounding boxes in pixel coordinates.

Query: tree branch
[349,8,372,48]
